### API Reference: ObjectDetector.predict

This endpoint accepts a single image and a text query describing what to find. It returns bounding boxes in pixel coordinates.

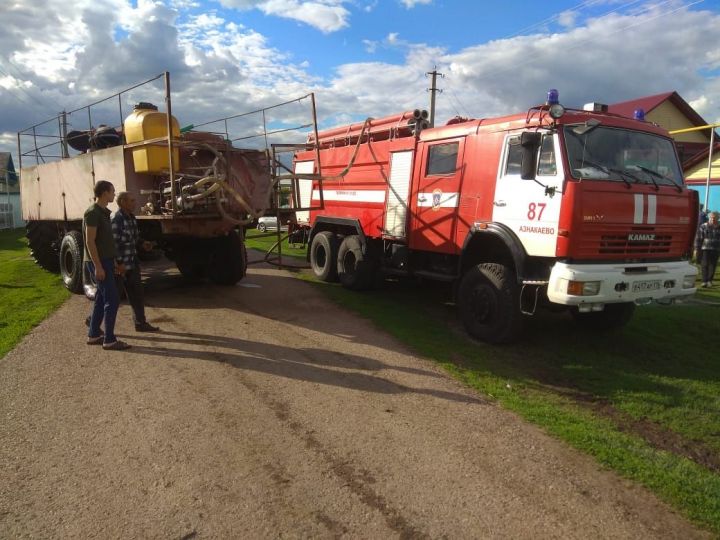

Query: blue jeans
[87,258,120,344]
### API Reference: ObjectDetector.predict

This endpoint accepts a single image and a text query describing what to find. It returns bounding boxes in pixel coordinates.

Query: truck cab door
[491,132,563,257]
[409,138,465,253]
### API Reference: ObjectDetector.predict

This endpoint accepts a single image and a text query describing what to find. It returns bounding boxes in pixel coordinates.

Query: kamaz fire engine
[294,90,699,343]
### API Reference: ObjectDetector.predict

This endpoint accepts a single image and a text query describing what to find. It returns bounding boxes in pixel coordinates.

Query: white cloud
[363,0,378,12]
[216,0,350,32]
[400,0,431,7]
[362,39,378,53]
[557,10,577,28]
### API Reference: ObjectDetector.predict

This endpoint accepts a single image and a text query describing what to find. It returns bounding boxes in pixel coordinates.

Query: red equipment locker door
[409,137,465,253]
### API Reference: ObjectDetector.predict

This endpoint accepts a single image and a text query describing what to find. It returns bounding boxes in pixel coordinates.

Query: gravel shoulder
[0,257,709,538]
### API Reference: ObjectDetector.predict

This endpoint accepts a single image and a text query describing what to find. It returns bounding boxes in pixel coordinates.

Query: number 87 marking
[527,202,546,221]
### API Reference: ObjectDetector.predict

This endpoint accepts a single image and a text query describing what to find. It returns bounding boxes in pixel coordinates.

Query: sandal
[102,340,131,351]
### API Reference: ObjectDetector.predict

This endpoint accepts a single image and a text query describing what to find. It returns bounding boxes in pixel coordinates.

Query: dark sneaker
[102,340,131,351]
[87,335,104,345]
[135,322,160,332]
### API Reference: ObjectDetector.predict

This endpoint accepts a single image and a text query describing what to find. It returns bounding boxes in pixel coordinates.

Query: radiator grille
[599,234,673,255]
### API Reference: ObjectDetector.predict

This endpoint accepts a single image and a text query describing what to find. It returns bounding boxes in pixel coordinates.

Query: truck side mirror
[520,132,542,180]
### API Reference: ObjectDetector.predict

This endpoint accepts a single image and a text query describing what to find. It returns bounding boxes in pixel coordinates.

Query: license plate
[632,280,661,292]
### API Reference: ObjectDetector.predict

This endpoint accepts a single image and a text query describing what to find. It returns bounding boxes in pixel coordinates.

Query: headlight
[567,280,601,296]
[549,103,565,119]
[683,275,696,289]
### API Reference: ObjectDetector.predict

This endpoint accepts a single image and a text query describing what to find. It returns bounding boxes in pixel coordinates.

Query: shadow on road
[117,330,482,405]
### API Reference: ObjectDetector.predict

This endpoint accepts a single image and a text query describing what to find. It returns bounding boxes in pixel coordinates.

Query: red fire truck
[294,91,698,343]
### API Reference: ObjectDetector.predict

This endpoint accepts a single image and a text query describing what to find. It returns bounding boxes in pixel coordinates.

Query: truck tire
[570,302,635,330]
[458,263,523,344]
[59,230,84,293]
[310,231,339,282]
[82,262,97,301]
[207,230,246,285]
[26,221,60,273]
[337,235,377,290]
[176,256,207,280]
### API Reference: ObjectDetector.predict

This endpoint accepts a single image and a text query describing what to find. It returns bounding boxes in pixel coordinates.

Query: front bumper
[547,260,697,306]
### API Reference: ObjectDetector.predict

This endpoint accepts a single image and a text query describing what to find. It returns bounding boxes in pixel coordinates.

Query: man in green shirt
[84,180,130,350]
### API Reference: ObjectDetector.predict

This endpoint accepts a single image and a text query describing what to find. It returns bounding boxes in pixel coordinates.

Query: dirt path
[0,257,708,538]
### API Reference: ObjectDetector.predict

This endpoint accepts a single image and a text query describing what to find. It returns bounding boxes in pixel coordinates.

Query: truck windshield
[563,125,684,187]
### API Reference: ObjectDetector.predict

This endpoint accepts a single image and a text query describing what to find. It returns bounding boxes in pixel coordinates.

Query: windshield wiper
[579,158,634,189]
[633,164,683,193]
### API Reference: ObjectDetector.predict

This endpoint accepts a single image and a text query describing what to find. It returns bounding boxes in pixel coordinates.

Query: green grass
[0,228,70,359]
[244,228,308,261]
[302,271,720,534]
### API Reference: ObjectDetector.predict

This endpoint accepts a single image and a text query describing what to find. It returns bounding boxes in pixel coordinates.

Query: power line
[426,68,444,127]
[506,0,605,38]
[0,53,66,114]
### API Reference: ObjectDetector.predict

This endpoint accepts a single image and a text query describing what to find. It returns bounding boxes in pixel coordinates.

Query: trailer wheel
[570,302,635,330]
[82,262,97,301]
[310,231,339,282]
[458,263,522,344]
[59,230,84,293]
[176,256,207,280]
[337,235,377,290]
[26,221,60,273]
[208,230,246,285]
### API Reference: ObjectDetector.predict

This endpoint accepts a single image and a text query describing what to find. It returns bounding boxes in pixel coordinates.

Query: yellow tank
[124,103,180,174]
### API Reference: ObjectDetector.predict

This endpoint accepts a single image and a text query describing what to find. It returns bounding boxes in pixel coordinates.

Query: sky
[1,0,719,167]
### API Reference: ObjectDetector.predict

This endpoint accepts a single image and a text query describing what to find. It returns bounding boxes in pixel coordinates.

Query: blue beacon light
[634,108,645,121]
[546,89,559,105]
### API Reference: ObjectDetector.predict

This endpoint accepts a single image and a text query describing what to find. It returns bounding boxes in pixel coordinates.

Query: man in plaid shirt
[112,192,160,332]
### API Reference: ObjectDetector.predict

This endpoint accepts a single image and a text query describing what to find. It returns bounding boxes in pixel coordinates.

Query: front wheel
[457,263,522,344]
[82,262,97,301]
[570,302,635,330]
[59,230,84,293]
[257,223,267,233]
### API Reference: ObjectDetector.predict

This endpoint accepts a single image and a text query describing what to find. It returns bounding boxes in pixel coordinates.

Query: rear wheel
[26,221,60,273]
[59,230,84,293]
[176,255,207,280]
[208,230,246,285]
[337,235,377,290]
[257,223,267,232]
[310,231,339,282]
[570,302,635,330]
[457,263,522,344]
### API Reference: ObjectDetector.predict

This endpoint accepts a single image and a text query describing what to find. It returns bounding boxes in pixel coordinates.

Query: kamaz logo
[628,233,655,242]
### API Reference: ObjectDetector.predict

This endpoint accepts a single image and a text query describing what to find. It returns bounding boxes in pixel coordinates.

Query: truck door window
[537,135,557,176]
[504,139,523,175]
[426,142,459,175]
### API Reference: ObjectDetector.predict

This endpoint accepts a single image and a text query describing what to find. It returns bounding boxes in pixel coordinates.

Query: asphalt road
[0,254,708,538]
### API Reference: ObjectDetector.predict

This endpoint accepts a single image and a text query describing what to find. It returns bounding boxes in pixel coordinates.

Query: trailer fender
[459,224,527,282]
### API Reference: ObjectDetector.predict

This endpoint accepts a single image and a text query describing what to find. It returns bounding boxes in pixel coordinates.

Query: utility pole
[426,67,444,128]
